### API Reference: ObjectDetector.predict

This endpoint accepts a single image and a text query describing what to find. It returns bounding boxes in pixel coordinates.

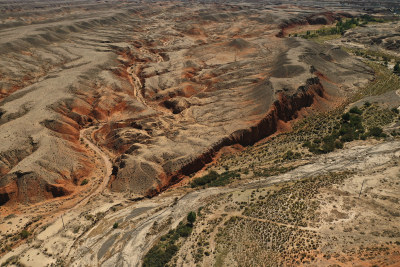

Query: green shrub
[349,106,363,115]
[80,179,88,186]
[323,135,336,143]
[20,230,29,239]
[143,244,179,267]
[341,132,355,142]
[313,138,321,144]
[342,112,350,121]
[176,224,192,237]
[339,124,354,136]
[191,171,219,187]
[113,222,118,229]
[191,171,239,188]
[187,211,196,225]
[394,62,400,73]
[143,216,194,267]
[283,150,301,160]
[321,141,335,153]
[349,114,362,129]
[364,101,371,107]
[334,140,344,149]
[368,127,384,137]
[302,141,311,148]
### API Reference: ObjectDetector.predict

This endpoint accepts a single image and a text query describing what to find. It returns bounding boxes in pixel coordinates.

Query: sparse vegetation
[254,166,295,177]
[303,104,397,154]
[297,16,392,42]
[190,171,240,188]
[282,150,301,160]
[354,61,400,99]
[213,173,349,266]
[143,212,196,267]
[214,100,397,181]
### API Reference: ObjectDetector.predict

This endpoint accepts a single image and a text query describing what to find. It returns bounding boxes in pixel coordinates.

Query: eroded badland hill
[0,0,399,266]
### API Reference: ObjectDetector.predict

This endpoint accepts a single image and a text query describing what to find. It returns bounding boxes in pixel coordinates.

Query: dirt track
[79,127,113,204]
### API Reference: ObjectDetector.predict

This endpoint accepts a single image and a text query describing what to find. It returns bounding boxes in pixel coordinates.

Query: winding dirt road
[79,126,113,205]
[34,126,114,241]
[0,126,115,266]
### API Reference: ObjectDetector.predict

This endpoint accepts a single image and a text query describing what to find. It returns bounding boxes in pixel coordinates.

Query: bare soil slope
[0,0,373,210]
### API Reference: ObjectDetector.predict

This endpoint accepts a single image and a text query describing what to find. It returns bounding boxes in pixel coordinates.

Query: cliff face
[276,11,344,37]
[0,2,373,207]
[146,77,326,196]
[230,77,324,147]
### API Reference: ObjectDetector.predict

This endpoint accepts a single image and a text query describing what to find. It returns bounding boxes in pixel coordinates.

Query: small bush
[191,171,219,188]
[143,244,178,267]
[187,211,196,225]
[320,136,336,153]
[339,124,355,136]
[302,141,311,148]
[80,179,88,186]
[334,140,344,149]
[342,112,350,121]
[349,114,362,129]
[364,101,371,107]
[368,127,384,137]
[143,216,194,267]
[191,171,239,188]
[20,230,30,239]
[283,150,301,160]
[113,222,119,229]
[349,106,363,115]
[341,132,355,142]
[176,224,192,237]
[313,138,321,144]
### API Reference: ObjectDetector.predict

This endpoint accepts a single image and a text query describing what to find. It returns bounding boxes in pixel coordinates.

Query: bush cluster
[296,16,388,39]
[303,106,387,154]
[191,171,239,188]
[143,211,197,267]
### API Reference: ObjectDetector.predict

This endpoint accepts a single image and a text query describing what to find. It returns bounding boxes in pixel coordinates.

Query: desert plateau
[0,0,399,266]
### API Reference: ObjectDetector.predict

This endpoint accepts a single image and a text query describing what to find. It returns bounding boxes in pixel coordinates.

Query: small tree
[20,230,30,239]
[342,112,350,122]
[368,127,384,137]
[187,211,196,226]
[364,101,371,107]
[349,106,363,115]
[394,62,400,73]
